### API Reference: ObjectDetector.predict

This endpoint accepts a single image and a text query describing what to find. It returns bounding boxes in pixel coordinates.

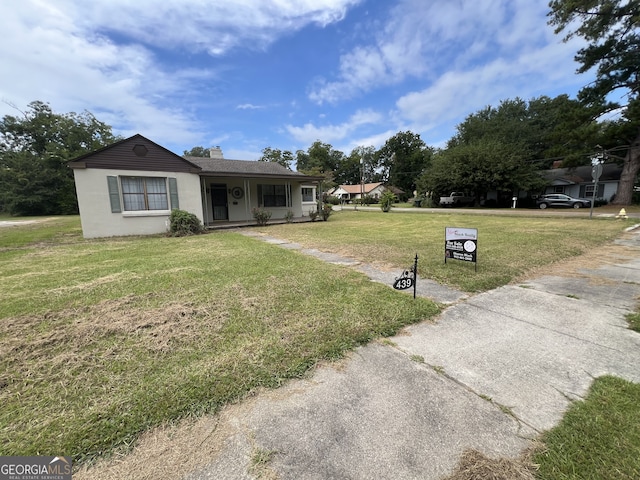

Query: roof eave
[198,172,323,181]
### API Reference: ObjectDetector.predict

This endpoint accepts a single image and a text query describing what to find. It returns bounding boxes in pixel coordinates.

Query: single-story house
[483,163,623,206]
[330,182,387,202]
[540,163,622,201]
[68,134,322,238]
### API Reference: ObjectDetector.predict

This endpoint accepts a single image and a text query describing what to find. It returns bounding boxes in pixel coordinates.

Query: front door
[211,184,228,220]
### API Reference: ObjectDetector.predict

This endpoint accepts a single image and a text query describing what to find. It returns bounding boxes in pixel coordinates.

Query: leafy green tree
[295,141,345,174]
[347,145,382,184]
[0,101,118,215]
[334,151,361,186]
[527,94,602,166]
[182,146,210,157]
[548,0,640,204]
[259,146,293,170]
[419,139,546,206]
[376,131,432,196]
[427,94,602,204]
[450,96,598,167]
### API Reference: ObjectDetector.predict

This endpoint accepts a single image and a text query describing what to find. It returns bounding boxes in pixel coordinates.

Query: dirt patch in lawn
[1,293,229,381]
[73,399,257,480]
[514,230,640,282]
[443,448,539,480]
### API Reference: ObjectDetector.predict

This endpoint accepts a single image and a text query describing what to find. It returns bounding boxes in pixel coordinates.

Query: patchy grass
[0,215,82,248]
[0,222,439,464]
[535,376,640,480]
[626,312,640,332]
[446,378,640,480]
[409,354,425,363]
[257,210,634,291]
[249,447,279,479]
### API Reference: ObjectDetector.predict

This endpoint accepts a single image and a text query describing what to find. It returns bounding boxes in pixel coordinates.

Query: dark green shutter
[169,177,179,209]
[107,176,121,213]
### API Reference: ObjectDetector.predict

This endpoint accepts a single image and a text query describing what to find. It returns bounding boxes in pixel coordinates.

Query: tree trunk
[612,129,640,205]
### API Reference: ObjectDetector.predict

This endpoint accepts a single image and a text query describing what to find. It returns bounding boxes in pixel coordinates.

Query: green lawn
[0,216,438,463]
[0,212,638,470]
[257,210,635,291]
[535,376,640,480]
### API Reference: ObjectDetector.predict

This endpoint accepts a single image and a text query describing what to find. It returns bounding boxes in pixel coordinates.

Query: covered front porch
[199,176,319,227]
[204,215,315,230]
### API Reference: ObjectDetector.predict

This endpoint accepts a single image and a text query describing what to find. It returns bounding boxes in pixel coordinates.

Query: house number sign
[393,274,414,290]
[393,254,418,299]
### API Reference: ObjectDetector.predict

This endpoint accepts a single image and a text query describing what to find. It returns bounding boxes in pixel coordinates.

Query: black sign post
[393,254,418,298]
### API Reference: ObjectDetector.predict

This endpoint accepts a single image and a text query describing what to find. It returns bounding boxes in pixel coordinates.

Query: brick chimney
[209,146,223,159]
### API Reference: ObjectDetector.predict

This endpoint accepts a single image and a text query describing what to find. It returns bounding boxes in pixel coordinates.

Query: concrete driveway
[179,228,640,479]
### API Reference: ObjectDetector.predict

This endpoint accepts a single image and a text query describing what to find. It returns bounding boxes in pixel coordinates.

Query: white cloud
[56,0,362,55]
[0,0,597,158]
[286,109,382,144]
[0,0,362,150]
[225,147,263,160]
[337,129,399,153]
[394,35,589,135]
[307,0,567,105]
[304,0,594,151]
[0,0,215,146]
[236,103,264,110]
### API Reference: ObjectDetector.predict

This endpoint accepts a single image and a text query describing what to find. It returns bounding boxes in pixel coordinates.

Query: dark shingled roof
[186,156,316,180]
[542,163,622,184]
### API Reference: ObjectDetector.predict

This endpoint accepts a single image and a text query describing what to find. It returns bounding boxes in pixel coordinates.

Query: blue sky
[0,0,594,162]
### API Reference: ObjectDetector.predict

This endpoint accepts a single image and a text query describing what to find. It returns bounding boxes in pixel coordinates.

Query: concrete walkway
[183,228,640,479]
[240,231,468,305]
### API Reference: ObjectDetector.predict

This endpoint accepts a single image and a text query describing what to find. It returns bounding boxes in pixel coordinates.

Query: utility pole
[590,146,604,220]
[360,156,365,207]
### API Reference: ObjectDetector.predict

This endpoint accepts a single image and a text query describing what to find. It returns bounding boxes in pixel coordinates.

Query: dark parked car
[536,194,591,209]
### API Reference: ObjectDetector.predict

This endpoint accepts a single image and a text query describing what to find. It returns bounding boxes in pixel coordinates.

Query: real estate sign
[445,227,477,266]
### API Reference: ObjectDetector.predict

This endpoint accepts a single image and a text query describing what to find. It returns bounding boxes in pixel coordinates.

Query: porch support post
[244,179,251,223]
[201,177,209,227]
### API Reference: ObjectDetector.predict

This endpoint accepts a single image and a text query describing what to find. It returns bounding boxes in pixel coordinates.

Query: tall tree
[334,151,361,186]
[419,139,546,205]
[548,0,640,204]
[295,141,345,176]
[340,146,381,186]
[183,146,210,157]
[0,101,118,215]
[376,131,432,196]
[418,95,593,204]
[259,146,293,170]
[450,95,599,167]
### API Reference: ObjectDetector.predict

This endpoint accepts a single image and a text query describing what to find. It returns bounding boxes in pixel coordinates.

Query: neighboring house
[330,182,387,202]
[483,163,623,206]
[68,134,322,238]
[540,163,622,201]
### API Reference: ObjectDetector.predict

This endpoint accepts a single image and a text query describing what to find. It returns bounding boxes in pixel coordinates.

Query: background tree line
[0,101,118,216]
